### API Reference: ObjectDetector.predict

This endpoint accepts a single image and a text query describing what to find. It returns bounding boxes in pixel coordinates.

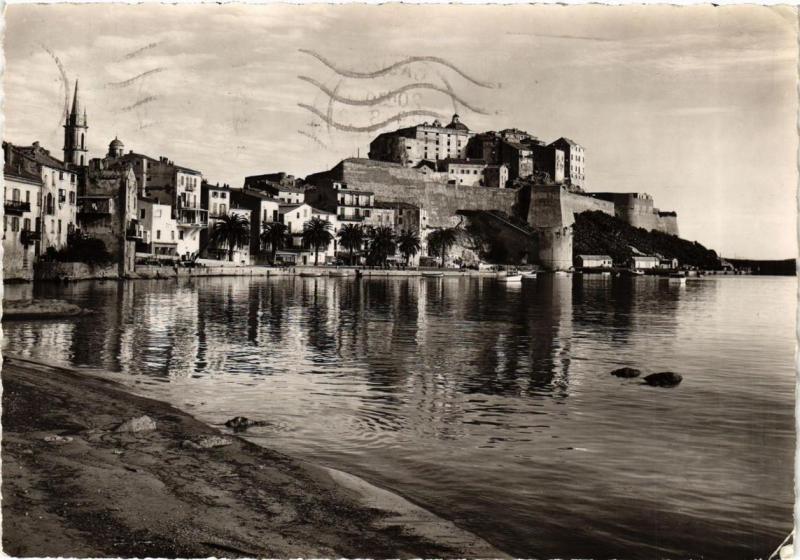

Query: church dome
[110,137,124,149]
[447,114,469,132]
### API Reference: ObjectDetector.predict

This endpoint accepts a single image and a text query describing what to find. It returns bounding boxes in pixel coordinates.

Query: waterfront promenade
[1,355,506,558]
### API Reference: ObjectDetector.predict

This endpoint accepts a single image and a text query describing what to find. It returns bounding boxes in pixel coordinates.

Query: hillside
[727,258,796,276]
[573,211,721,269]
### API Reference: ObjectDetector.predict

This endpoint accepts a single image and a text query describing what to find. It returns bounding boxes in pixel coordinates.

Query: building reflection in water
[3,274,683,419]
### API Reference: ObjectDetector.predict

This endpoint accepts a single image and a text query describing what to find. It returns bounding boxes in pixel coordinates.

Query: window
[12,217,19,232]
[25,191,30,203]
[3,216,6,232]
[58,220,62,235]
[69,192,76,204]
[220,193,226,199]
[140,208,146,219]
[59,171,64,180]
[212,192,218,198]
[179,231,184,240]
[23,218,30,231]
[156,230,161,240]
[272,210,278,221]
[171,231,175,241]
[12,188,20,201]
[220,204,226,215]
[50,219,55,233]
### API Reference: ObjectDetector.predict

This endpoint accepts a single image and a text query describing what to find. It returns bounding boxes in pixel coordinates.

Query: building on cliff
[368,114,474,167]
[549,137,585,189]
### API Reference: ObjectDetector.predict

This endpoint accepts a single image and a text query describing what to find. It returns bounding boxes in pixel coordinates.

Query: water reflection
[2,275,795,559]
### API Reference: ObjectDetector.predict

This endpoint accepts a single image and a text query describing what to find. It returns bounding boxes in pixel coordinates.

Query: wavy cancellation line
[297,103,442,133]
[298,76,489,116]
[299,49,497,89]
[107,68,166,89]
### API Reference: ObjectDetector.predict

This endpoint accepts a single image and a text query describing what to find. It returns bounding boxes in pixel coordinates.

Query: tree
[301,216,334,265]
[210,213,251,262]
[337,223,364,265]
[260,222,290,265]
[427,227,459,268]
[397,229,421,266]
[367,226,396,267]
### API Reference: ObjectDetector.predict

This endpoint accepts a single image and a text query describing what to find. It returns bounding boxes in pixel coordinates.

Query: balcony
[338,214,365,223]
[126,222,145,240]
[20,229,40,244]
[5,200,31,215]
[177,207,208,228]
[77,198,112,219]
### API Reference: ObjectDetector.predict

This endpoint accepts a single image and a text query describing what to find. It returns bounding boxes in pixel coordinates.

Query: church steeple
[63,79,88,166]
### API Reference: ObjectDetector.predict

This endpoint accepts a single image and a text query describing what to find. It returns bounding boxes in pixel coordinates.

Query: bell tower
[63,79,88,166]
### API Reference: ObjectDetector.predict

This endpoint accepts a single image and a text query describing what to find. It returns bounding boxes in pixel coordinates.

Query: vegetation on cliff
[573,211,721,269]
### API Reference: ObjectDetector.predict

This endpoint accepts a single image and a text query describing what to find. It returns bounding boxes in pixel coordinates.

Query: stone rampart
[306,159,520,228]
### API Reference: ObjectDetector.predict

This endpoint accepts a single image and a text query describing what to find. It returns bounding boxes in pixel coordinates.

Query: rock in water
[115,415,157,433]
[225,416,266,431]
[643,372,683,387]
[611,367,642,378]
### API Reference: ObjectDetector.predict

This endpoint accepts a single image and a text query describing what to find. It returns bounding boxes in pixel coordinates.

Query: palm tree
[367,226,396,267]
[337,223,364,265]
[397,229,421,266]
[209,213,250,262]
[427,227,459,268]
[301,216,334,265]
[260,221,290,265]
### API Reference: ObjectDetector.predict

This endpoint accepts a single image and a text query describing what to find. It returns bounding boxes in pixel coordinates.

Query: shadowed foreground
[1,356,506,558]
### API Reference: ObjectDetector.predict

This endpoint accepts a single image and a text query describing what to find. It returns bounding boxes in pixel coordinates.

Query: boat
[299,271,325,278]
[668,272,686,284]
[521,271,537,280]
[555,270,571,277]
[421,271,443,278]
[499,274,522,283]
[328,270,349,277]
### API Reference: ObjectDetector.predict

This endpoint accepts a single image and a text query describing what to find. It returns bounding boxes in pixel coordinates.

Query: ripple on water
[1,275,795,558]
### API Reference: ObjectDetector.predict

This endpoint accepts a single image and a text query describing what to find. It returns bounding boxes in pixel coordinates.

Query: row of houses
[575,254,680,270]
[3,136,430,279]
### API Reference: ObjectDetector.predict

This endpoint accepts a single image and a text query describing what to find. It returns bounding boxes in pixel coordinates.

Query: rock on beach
[114,415,157,433]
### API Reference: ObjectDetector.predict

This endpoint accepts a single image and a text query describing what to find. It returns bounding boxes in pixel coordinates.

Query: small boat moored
[421,271,444,278]
[668,271,687,284]
[299,271,325,278]
[521,272,537,280]
[499,274,522,283]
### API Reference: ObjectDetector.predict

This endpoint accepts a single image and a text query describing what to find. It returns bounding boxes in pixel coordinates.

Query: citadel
[3,82,678,281]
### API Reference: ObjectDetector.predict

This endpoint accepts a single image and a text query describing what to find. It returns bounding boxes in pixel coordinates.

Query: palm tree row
[212,216,432,268]
[336,224,421,267]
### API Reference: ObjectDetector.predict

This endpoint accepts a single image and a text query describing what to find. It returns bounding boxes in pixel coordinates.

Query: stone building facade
[368,115,475,167]
[549,137,585,189]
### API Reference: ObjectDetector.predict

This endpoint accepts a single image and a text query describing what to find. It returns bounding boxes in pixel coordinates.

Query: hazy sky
[4,4,797,259]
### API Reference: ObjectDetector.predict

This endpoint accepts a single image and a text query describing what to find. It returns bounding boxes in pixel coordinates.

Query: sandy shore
[2,355,507,558]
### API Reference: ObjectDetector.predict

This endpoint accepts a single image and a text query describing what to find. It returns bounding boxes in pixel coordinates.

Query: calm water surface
[3,275,795,559]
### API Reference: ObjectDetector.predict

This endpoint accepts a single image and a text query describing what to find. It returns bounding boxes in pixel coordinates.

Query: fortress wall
[528,184,614,229]
[592,192,679,236]
[656,214,679,237]
[308,159,519,228]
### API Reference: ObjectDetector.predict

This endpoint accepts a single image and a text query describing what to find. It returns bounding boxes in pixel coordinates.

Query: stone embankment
[2,355,508,558]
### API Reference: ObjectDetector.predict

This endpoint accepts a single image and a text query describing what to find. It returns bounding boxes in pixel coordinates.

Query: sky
[4,4,797,259]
